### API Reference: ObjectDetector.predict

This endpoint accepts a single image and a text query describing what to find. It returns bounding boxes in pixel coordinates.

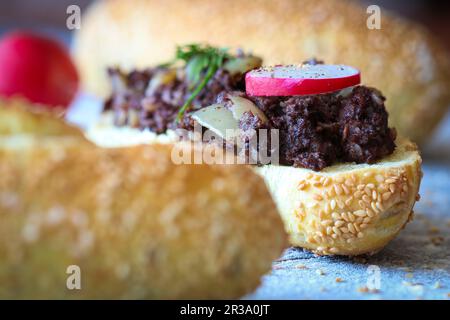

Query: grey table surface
[69,95,450,300]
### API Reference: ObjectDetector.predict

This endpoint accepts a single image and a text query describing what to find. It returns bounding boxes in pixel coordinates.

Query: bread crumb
[316,269,325,276]
[335,277,344,283]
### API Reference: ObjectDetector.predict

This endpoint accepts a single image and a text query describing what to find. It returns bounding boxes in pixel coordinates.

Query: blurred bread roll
[0,99,287,299]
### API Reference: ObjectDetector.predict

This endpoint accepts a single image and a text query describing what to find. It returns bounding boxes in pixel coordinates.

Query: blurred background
[1,0,450,50]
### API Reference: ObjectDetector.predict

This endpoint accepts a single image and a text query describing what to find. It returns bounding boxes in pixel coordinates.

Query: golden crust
[73,0,450,144]
[0,98,85,138]
[0,102,286,299]
[256,139,422,256]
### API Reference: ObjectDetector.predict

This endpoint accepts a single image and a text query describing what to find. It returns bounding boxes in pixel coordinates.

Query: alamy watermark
[66,5,81,30]
[66,265,81,290]
[366,265,381,291]
[170,122,280,165]
[366,5,381,30]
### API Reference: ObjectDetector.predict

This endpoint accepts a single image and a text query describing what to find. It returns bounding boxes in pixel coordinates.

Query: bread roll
[256,139,422,256]
[0,100,286,299]
[73,0,450,144]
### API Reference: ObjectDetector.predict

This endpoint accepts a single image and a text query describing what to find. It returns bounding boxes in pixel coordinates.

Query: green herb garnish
[161,44,231,122]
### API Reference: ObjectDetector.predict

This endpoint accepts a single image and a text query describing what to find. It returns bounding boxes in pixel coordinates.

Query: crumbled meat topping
[104,64,396,170]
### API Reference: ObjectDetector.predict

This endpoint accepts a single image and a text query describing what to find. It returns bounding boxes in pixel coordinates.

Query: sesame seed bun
[73,0,450,144]
[0,99,287,299]
[256,139,422,256]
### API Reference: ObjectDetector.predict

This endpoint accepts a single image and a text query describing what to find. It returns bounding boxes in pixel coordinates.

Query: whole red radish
[0,31,79,109]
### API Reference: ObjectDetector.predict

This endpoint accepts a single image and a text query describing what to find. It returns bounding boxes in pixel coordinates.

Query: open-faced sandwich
[87,45,422,256]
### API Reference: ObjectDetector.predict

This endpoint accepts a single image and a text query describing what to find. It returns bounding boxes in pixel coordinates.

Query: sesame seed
[357,184,365,191]
[335,185,343,196]
[341,212,349,222]
[330,199,337,210]
[319,210,325,219]
[342,184,350,195]
[363,217,371,224]
[341,227,349,234]
[375,175,384,183]
[333,227,342,235]
[335,220,345,227]
[336,176,344,183]
[354,210,366,217]
[367,183,375,189]
[385,178,396,184]
[371,202,379,213]
[337,200,345,209]
[326,226,333,235]
[354,191,363,199]
[331,212,340,220]
[348,223,356,234]
[357,232,364,238]
[321,219,333,226]
[367,208,376,217]
[345,197,353,206]
[297,182,307,190]
[389,184,396,193]
[345,179,354,187]
[313,194,323,201]
[372,190,378,200]
[376,202,384,211]
[362,195,371,204]
[358,200,366,209]
[360,223,369,229]
[348,212,356,222]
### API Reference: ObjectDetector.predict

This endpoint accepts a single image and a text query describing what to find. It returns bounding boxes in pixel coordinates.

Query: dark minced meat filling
[104,69,396,171]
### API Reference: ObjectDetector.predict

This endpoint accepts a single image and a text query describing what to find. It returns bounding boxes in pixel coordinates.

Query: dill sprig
[161,44,231,122]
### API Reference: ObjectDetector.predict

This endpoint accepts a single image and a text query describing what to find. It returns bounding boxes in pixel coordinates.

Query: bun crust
[256,139,422,256]
[0,100,286,299]
[73,0,450,143]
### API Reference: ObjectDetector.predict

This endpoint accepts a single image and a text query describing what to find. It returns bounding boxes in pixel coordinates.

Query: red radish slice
[246,64,361,96]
